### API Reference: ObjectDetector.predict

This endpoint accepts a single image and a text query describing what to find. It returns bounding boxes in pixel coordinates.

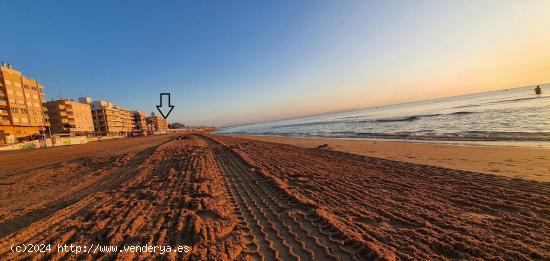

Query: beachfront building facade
[45,99,94,136]
[0,63,49,145]
[119,108,135,135]
[132,111,148,136]
[90,100,119,136]
[147,112,168,134]
[83,98,135,136]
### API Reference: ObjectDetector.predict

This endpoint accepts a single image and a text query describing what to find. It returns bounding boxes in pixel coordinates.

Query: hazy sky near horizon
[2,0,549,126]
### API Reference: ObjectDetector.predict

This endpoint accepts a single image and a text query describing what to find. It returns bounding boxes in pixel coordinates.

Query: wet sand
[235,135,550,182]
[0,134,548,260]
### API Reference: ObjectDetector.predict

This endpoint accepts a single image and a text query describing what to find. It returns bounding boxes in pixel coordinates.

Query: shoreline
[220,133,550,149]
[233,134,550,182]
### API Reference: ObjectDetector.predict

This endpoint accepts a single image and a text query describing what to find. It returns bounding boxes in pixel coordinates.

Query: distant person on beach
[534,86,542,95]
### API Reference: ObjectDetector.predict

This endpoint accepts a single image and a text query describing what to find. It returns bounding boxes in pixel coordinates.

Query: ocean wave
[371,111,475,123]
[272,120,338,129]
[339,115,364,120]
[374,113,441,123]
[325,131,550,141]
[449,95,548,109]
[448,111,474,115]
[487,95,550,105]
[261,111,477,130]
[220,128,550,142]
[451,104,482,109]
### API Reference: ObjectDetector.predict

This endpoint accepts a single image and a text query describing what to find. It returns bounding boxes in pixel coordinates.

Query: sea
[217,85,550,147]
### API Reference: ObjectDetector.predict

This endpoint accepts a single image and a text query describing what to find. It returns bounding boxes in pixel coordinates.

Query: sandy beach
[0,134,174,176]
[0,134,548,260]
[3,2,549,260]
[235,135,550,182]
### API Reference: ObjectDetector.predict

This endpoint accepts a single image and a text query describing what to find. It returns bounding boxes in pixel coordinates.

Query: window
[25,93,30,98]
[7,89,13,94]
[21,117,28,123]
[21,109,28,114]
[31,86,37,91]
[18,100,25,105]
[13,117,19,123]
[32,94,38,99]
[34,102,39,107]
[14,82,21,87]
[16,91,23,96]
[11,108,18,113]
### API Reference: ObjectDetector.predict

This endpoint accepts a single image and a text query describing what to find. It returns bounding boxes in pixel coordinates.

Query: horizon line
[218,83,548,129]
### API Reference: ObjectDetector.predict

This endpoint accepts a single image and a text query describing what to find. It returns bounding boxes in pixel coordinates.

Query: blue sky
[2,0,549,126]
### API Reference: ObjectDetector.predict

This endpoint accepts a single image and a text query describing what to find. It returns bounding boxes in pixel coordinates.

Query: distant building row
[0,63,168,145]
[46,98,168,136]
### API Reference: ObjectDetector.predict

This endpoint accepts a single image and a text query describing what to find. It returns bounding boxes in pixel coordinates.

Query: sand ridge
[1,135,244,259]
[234,135,550,182]
[213,135,550,260]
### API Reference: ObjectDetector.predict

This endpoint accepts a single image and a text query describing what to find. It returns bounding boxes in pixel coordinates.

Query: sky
[1,0,550,126]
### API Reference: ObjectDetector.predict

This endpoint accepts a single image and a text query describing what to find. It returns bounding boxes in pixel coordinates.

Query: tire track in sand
[0,145,161,238]
[199,135,356,261]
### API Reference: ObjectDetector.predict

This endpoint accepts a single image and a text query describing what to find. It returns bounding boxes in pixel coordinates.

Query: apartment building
[147,112,169,134]
[82,98,135,136]
[45,99,94,136]
[132,111,148,136]
[0,63,49,145]
[119,108,134,135]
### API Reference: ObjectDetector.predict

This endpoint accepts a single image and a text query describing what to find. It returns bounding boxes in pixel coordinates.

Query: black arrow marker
[156,93,174,119]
